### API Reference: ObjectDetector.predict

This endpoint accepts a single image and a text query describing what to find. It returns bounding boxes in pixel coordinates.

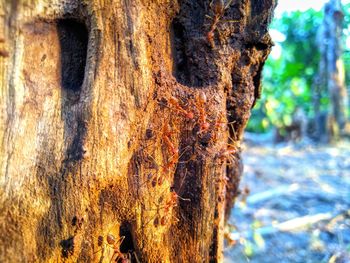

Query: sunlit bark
[0,0,274,261]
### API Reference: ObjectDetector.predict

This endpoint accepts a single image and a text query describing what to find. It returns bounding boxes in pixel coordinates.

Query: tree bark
[0,0,274,262]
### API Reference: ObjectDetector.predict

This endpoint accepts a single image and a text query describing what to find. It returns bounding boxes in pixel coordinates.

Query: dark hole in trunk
[60,236,74,258]
[119,222,135,254]
[57,19,88,92]
[171,16,217,88]
[171,19,190,86]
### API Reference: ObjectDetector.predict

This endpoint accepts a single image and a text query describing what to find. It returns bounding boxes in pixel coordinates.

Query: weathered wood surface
[0,0,274,262]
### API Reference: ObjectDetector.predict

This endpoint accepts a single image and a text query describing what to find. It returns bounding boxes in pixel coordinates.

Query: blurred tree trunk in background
[0,0,274,262]
[313,25,328,142]
[316,0,349,141]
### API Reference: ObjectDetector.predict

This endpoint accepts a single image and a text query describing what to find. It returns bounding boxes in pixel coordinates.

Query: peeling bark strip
[0,1,275,262]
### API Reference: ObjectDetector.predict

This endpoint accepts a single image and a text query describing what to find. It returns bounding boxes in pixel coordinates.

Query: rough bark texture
[0,0,274,262]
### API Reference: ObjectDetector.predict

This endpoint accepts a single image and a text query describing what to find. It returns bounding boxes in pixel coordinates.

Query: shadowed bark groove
[0,0,275,262]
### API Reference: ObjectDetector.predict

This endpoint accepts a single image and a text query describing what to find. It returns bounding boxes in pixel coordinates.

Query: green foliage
[247,5,350,133]
[241,220,266,258]
[247,9,322,132]
[243,240,254,258]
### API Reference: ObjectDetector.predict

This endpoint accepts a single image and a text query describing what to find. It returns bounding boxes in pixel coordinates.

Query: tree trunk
[0,0,274,262]
[322,0,349,138]
[313,22,328,142]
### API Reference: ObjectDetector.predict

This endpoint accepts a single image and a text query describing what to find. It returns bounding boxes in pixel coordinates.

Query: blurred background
[225,0,350,262]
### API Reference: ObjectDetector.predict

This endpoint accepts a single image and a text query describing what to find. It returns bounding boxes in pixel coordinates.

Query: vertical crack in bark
[34,9,97,262]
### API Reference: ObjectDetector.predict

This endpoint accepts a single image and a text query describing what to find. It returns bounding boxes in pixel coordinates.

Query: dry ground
[225,134,350,263]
